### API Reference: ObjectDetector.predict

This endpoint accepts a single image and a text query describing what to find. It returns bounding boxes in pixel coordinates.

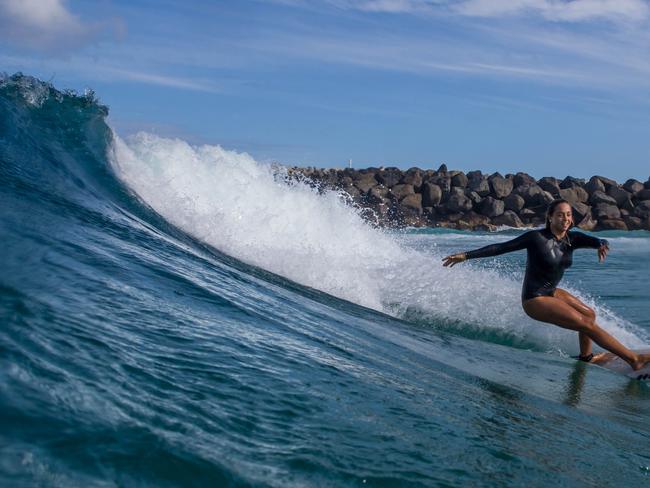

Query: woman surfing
[443,199,650,371]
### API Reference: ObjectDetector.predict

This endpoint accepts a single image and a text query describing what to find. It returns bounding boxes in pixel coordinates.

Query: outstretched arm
[569,231,609,262]
[442,231,531,267]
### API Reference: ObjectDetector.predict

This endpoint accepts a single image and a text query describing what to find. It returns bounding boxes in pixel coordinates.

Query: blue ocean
[1,74,649,487]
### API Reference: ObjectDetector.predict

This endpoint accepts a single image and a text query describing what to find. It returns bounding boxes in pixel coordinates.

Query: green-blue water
[1,74,649,487]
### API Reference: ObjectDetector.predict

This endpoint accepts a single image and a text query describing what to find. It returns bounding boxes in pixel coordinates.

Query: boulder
[623,215,642,230]
[514,172,536,187]
[400,168,423,189]
[514,184,547,206]
[606,186,633,209]
[466,170,483,181]
[577,213,597,231]
[345,186,362,202]
[447,193,473,213]
[595,175,618,191]
[528,204,549,217]
[451,172,468,188]
[366,186,389,204]
[492,210,524,228]
[504,193,525,212]
[374,203,390,218]
[390,184,415,200]
[645,178,650,189]
[559,187,589,204]
[537,177,561,196]
[585,176,606,195]
[560,176,586,189]
[540,190,555,205]
[430,175,451,193]
[530,216,546,227]
[597,219,627,231]
[489,175,513,199]
[477,196,505,217]
[448,186,465,198]
[400,193,423,214]
[446,212,464,222]
[465,190,482,205]
[623,179,644,194]
[421,182,442,207]
[519,208,536,221]
[633,200,650,219]
[642,217,650,231]
[457,211,491,229]
[570,202,591,222]
[337,175,354,189]
[594,203,621,220]
[354,173,379,193]
[438,163,448,173]
[376,168,402,187]
[468,177,491,197]
[636,189,650,201]
[589,191,617,206]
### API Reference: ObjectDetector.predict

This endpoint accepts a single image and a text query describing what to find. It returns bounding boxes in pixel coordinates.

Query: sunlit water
[2,74,649,487]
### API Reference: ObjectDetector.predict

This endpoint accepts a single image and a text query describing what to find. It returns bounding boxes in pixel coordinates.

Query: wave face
[2,74,650,486]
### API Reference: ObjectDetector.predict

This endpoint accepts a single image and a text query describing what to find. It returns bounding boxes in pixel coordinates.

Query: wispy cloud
[0,53,223,93]
[100,66,223,93]
[332,0,443,13]
[240,29,595,87]
[256,0,650,93]
[455,0,650,23]
[321,0,650,23]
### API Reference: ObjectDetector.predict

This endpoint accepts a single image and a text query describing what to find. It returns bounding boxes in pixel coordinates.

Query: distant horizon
[2,1,650,182]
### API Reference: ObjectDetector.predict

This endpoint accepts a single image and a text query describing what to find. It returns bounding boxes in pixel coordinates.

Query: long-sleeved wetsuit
[464,229,608,301]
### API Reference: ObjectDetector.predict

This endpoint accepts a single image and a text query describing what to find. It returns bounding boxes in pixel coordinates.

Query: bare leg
[522,295,650,371]
[553,289,604,360]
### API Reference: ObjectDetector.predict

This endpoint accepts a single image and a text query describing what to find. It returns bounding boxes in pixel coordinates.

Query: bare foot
[630,353,650,371]
[589,352,610,365]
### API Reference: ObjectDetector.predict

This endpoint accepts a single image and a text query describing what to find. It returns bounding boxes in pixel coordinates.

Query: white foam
[109,132,647,352]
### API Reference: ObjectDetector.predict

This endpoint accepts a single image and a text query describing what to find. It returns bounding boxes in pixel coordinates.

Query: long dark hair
[545,198,572,231]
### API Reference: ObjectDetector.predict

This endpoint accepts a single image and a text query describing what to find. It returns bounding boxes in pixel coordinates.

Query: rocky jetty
[287,165,650,231]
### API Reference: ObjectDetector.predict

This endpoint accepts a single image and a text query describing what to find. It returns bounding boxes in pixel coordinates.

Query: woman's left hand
[598,243,609,262]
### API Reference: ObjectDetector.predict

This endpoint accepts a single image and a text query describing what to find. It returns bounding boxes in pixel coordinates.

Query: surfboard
[591,349,650,380]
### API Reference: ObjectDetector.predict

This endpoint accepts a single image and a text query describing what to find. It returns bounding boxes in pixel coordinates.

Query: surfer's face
[549,203,572,232]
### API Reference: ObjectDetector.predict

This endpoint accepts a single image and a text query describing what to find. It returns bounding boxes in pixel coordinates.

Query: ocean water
[1,74,649,487]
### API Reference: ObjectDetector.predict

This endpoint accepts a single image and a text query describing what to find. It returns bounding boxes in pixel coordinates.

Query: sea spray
[110,133,646,352]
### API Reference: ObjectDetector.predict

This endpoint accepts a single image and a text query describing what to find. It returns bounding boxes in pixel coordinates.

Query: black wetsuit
[464,229,608,301]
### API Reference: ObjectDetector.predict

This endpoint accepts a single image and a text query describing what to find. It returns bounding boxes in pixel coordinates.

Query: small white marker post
[348,159,352,168]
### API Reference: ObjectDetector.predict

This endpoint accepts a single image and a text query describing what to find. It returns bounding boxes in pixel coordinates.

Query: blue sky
[2,0,650,181]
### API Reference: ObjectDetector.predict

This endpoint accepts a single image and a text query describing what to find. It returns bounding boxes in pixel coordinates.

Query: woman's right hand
[442,253,467,267]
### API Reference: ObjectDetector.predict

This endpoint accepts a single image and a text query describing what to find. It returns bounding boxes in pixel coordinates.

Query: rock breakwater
[287,165,650,231]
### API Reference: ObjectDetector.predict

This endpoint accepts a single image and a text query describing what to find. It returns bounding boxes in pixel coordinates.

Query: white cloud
[0,0,120,52]
[2,0,81,29]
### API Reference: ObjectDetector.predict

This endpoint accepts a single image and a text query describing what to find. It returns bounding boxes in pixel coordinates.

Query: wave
[4,73,650,487]
[110,133,648,352]
[1,72,646,353]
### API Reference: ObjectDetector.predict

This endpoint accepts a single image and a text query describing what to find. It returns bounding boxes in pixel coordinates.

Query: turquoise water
[1,74,649,487]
